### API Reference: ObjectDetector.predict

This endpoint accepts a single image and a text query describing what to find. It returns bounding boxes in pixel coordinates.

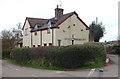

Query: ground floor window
[49,43,52,46]
[44,43,47,46]
[72,40,74,45]
[38,45,41,47]
[58,40,61,47]
[33,45,35,47]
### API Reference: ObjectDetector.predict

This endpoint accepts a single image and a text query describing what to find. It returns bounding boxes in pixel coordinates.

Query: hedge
[27,47,54,66]
[11,46,54,66]
[112,45,120,54]
[2,49,11,59]
[50,44,106,68]
[11,44,106,69]
[11,48,30,63]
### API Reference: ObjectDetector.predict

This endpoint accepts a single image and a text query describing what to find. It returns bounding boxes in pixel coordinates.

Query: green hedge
[11,44,106,69]
[27,47,54,66]
[50,44,106,68]
[11,48,30,63]
[106,46,113,54]
[112,45,120,54]
[2,49,11,59]
[11,47,54,66]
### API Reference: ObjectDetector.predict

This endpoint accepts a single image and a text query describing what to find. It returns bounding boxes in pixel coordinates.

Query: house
[22,6,89,47]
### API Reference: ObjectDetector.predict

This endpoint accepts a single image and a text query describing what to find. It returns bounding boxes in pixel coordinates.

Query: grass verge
[4,58,105,71]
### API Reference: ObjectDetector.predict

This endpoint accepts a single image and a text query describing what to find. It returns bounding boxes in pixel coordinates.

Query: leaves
[89,21,105,42]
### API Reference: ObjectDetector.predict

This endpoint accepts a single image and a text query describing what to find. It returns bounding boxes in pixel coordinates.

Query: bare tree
[1,22,22,49]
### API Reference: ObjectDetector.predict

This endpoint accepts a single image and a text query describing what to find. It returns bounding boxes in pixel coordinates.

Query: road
[1,54,119,78]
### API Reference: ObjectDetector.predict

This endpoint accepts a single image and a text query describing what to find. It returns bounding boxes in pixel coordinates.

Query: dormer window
[37,26,42,28]
[34,24,38,29]
[35,24,42,29]
[48,21,51,28]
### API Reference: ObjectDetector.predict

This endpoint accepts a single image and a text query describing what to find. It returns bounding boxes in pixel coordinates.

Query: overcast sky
[0,0,119,42]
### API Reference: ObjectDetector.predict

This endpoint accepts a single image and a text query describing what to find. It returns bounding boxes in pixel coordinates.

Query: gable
[55,12,89,30]
[22,19,31,30]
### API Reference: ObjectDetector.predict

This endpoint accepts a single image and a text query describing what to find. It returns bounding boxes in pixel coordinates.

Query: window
[24,28,29,36]
[49,43,52,46]
[44,43,47,46]
[63,30,65,32]
[72,35,74,38]
[35,24,42,29]
[81,29,83,31]
[71,35,74,45]
[34,31,37,35]
[33,45,35,47]
[47,29,50,34]
[38,45,40,47]
[58,40,61,47]
[73,24,75,26]
[68,26,70,28]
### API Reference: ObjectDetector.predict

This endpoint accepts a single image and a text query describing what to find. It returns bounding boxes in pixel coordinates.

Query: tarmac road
[91,54,118,77]
[1,54,119,78]
[2,60,93,77]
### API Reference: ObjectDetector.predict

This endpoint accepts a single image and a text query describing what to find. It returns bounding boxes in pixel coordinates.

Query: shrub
[28,46,54,66]
[11,46,54,66]
[112,45,120,54]
[11,48,30,63]
[50,44,106,68]
[11,44,106,69]
[106,46,113,54]
[2,49,11,59]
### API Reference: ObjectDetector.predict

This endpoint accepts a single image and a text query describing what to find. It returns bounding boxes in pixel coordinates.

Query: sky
[0,0,119,42]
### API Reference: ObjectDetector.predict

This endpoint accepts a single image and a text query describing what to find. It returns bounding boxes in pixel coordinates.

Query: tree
[1,23,22,49]
[89,18,105,42]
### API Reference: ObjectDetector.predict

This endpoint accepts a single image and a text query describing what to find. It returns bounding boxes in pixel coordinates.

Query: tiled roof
[23,11,89,31]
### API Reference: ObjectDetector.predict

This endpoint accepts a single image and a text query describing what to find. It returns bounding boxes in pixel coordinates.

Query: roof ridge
[26,17,48,20]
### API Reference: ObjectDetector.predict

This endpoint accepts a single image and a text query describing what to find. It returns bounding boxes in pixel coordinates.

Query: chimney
[55,5,64,18]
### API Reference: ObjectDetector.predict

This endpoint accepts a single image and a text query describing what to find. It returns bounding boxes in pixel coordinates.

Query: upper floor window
[34,31,37,35]
[81,29,83,31]
[68,26,70,28]
[73,24,75,26]
[47,28,50,34]
[24,28,29,36]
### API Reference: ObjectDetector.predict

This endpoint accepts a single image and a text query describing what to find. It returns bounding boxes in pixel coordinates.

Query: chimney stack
[55,5,64,18]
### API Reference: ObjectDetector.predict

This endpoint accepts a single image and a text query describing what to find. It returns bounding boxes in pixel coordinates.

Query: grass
[4,58,106,71]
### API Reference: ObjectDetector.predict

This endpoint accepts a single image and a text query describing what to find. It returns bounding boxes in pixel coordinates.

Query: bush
[11,44,106,69]
[106,46,113,54]
[50,44,106,68]
[2,49,11,59]
[28,46,54,66]
[11,46,54,66]
[112,45,120,54]
[11,48,30,63]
